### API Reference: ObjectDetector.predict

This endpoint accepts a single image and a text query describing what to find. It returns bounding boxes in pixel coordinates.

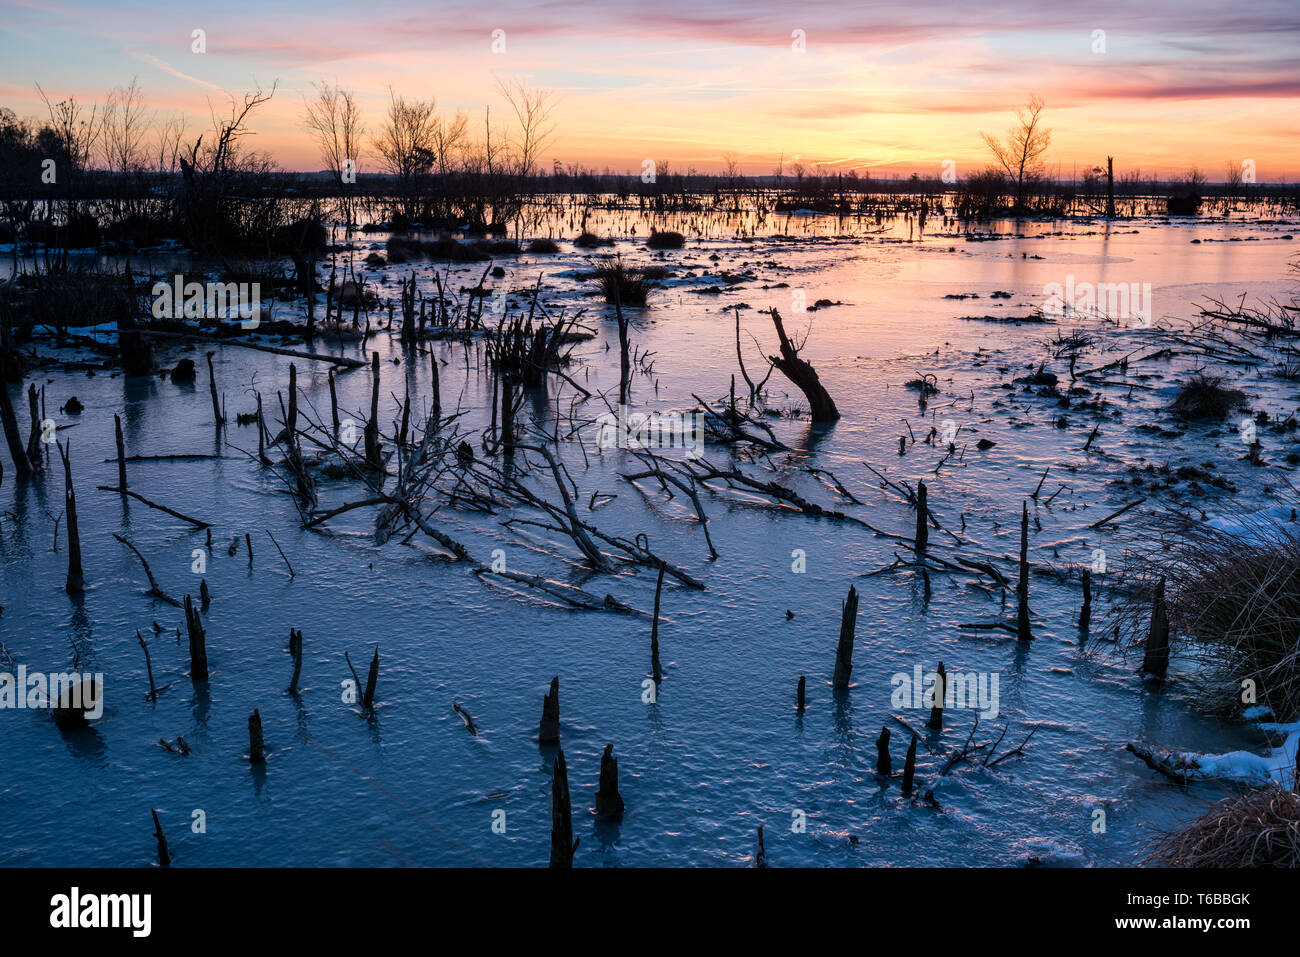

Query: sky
[2,0,1298,179]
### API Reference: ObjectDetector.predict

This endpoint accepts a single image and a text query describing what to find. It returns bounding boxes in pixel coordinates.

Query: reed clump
[1116,516,1300,719]
[1170,373,1247,419]
[1146,786,1300,867]
[594,257,652,307]
[646,230,685,250]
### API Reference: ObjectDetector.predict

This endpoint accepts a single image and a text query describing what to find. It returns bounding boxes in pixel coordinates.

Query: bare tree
[152,112,187,174]
[980,94,1051,211]
[102,78,151,175]
[303,80,365,185]
[373,86,438,218]
[496,79,556,182]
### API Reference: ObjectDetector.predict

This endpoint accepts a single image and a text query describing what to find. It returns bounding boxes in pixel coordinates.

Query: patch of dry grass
[1147,786,1300,867]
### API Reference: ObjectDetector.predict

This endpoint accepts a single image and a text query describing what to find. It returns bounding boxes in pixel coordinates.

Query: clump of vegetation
[1146,786,1300,866]
[646,230,685,250]
[1117,517,1300,720]
[575,232,613,249]
[526,238,560,254]
[593,257,653,306]
[489,240,522,255]
[1170,373,1246,419]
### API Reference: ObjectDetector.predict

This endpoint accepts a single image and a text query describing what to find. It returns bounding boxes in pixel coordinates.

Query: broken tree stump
[650,563,665,683]
[248,708,266,762]
[287,628,303,696]
[766,308,840,422]
[927,661,946,731]
[832,584,858,689]
[539,676,560,744]
[1079,567,1092,633]
[59,442,84,594]
[114,413,127,490]
[1141,576,1170,681]
[595,744,625,817]
[914,479,929,554]
[362,646,379,709]
[549,747,578,867]
[876,726,892,776]
[137,629,157,702]
[364,350,382,469]
[797,675,806,713]
[207,352,225,425]
[25,384,44,471]
[184,593,208,680]
[754,826,767,868]
[151,809,171,867]
[1017,501,1033,641]
[0,379,32,476]
[902,734,918,795]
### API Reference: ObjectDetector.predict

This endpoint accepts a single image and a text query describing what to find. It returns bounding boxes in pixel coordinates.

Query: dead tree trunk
[832,584,858,688]
[549,747,577,868]
[539,676,560,744]
[114,414,127,490]
[362,646,379,709]
[914,479,929,554]
[248,708,266,762]
[137,630,158,702]
[796,675,806,713]
[1079,567,1092,633]
[902,734,918,795]
[151,810,171,866]
[1017,501,1033,641]
[185,593,208,680]
[650,563,665,683]
[927,661,946,731]
[287,628,303,695]
[1141,576,1170,681]
[364,350,382,469]
[595,744,625,817]
[754,826,767,868]
[766,308,840,422]
[1106,157,1116,219]
[876,726,892,776]
[206,353,224,425]
[59,442,84,594]
[25,384,44,471]
[0,382,32,476]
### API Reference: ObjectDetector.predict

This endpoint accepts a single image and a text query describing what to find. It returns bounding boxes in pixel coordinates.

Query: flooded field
[2,204,1298,867]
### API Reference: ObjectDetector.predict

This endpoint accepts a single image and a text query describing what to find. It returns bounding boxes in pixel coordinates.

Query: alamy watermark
[891,664,1000,719]
[1,666,103,719]
[1042,275,1151,328]
[594,405,705,458]
[152,274,260,329]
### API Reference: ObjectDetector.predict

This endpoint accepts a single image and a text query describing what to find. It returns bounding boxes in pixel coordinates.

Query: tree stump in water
[539,676,560,744]
[549,748,577,867]
[875,726,892,776]
[832,585,858,689]
[766,308,840,423]
[185,594,208,681]
[595,744,625,817]
[248,708,266,763]
[1141,577,1170,681]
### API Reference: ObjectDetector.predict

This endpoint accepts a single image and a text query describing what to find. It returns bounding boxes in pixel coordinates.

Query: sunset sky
[2,0,1298,179]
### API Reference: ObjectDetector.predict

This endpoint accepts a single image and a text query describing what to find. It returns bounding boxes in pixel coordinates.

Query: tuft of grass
[1114,515,1300,720]
[575,232,612,249]
[1146,786,1300,866]
[1171,373,1247,419]
[593,257,652,307]
[526,238,560,254]
[646,230,685,250]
